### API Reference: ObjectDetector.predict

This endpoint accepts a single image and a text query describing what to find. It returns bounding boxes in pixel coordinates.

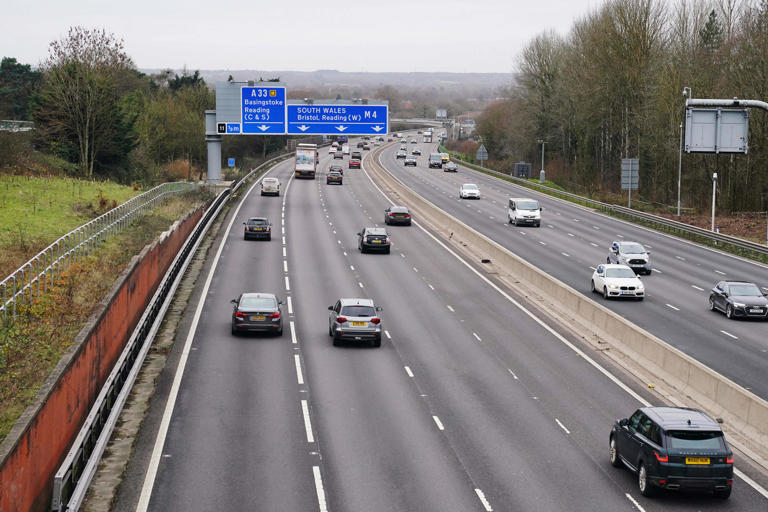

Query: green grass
[0,175,142,278]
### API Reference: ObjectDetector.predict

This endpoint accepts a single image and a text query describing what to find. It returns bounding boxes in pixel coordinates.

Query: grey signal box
[514,162,531,178]
[685,108,749,154]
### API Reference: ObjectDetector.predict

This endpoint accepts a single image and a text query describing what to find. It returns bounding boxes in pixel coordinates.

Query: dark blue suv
[610,407,733,499]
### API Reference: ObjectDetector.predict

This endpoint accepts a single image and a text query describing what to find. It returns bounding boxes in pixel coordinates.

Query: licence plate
[371,240,381,243]
[350,321,366,326]
[253,228,263,231]
[251,315,265,321]
[685,457,710,465]
[621,291,634,295]
[750,308,763,313]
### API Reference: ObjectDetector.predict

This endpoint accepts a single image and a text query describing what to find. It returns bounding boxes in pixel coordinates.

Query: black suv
[610,407,733,498]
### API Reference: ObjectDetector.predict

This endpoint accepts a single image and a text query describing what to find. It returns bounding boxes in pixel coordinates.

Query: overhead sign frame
[684,107,749,154]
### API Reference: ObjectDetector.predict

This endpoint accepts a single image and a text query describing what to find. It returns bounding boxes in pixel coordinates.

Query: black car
[404,156,417,166]
[395,150,407,159]
[384,206,411,225]
[443,161,458,172]
[610,407,733,498]
[709,280,768,319]
[327,171,343,185]
[329,164,343,175]
[231,292,284,335]
[243,217,271,241]
[357,141,365,148]
[358,227,390,254]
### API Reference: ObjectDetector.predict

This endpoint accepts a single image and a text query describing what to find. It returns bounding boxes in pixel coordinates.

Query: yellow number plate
[350,321,366,326]
[371,240,381,243]
[685,457,710,465]
[251,315,266,321]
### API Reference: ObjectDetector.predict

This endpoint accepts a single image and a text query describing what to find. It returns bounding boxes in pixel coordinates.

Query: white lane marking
[358,282,364,288]
[590,242,599,247]
[283,260,288,273]
[691,285,705,291]
[302,400,314,443]
[652,268,662,273]
[282,247,286,257]
[616,234,624,238]
[343,251,347,256]
[282,236,286,245]
[404,366,414,378]
[593,226,600,230]
[573,218,580,222]
[721,330,738,340]
[428,284,435,290]
[285,276,291,291]
[547,224,554,228]
[665,304,680,311]
[290,321,297,344]
[675,255,686,261]
[136,166,289,511]
[473,332,482,341]
[384,330,391,339]
[555,418,571,434]
[475,489,494,511]
[519,231,526,235]
[446,305,455,312]
[625,493,646,512]
[715,269,726,275]
[295,354,305,384]
[282,226,285,235]
[567,233,575,237]
[735,467,768,499]
[539,241,547,245]
[508,369,518,380]
[337,240,341,244]
[413,267,419,272]
[287,296,293,315]
[589,266,596,270]
[350,265,355,271]
[313,466,328,512]
[432,415,445,431]
[332,230,336,234]
[400,253,406,258]
[561,252,570,257]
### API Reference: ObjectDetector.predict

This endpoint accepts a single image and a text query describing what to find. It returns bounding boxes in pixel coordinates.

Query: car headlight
[608,284,620,290]
[733,302,746,308]
[636,283,644,290]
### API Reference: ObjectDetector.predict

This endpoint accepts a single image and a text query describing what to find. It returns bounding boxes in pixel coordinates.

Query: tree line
[478,0,768,213]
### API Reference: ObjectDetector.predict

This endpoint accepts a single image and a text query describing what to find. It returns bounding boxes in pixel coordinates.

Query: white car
[591,264,645,300]
[459,183,480,199]
[328,146,336,154]
[261,177,280,196]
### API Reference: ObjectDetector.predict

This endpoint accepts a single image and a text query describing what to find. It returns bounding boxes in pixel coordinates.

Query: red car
[349,159,361,169]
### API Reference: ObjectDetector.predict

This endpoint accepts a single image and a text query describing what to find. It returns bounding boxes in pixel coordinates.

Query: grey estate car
[328,298,383,347]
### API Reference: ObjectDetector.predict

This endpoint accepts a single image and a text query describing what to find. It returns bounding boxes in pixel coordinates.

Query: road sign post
[476,144,488,168]
[621,158,639,208]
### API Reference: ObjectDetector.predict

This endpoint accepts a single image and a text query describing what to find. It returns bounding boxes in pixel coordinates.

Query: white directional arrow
[258,125,270,131]
[335,125,348,132]
[297,125,310,132]
[372,126,384,132]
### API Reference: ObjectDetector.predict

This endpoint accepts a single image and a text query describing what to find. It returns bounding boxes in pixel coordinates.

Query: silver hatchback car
[328,298,383,347]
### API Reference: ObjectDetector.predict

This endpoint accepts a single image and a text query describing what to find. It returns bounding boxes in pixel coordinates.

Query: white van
[261,177,280,196]
[508,198,542,226]
[342,144,350,156]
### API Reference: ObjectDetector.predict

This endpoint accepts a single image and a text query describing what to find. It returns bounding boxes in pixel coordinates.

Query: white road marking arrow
[258,125,270,131]
[372,126,383,132]
[335,125,348,132]
[297,125,310,131]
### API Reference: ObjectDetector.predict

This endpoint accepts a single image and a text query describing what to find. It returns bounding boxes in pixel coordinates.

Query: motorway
[379,140,768,401]
[114,141,768,511]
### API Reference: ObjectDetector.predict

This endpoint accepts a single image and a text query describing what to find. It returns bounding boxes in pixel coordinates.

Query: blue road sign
[226,123,241,134]
[228,158,235,167]
[286,104,388,135]
[241,86,286,134]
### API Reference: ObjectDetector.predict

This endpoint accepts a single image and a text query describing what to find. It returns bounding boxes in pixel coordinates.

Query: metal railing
[0,181,194,323]
[444,152,768,263]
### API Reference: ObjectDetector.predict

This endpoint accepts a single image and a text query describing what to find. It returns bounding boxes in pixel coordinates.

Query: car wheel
[638,462,655,497]
[513,218,518,226]
[332,330,341,346]
[535,222,541,227]
[276,326,283,336]
[267,235,271,241]
[603,287,609,300]
[708,297,716,312]
[606,257,611,264]
[726,304,734,319]
[637,296,644,301]
[372,336,381,348]
[714,487,732,499]
[385,247,391,254]
[328,323,333,336]
[231,324,237,335]
[590,280,596,293]
[508,216,513,224]
[609,436,622,468]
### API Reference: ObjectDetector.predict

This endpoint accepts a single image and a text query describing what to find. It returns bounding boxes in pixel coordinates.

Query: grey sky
[2,0,596,73]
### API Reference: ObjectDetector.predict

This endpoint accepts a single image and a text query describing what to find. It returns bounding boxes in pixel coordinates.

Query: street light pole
[537,139,547,181]
[679,87,691,217]
[711,172,718,232]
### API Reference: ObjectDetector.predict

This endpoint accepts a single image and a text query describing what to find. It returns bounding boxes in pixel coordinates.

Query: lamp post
[537,139,547,182]
[679,86,691,217]
[711,172,718,232]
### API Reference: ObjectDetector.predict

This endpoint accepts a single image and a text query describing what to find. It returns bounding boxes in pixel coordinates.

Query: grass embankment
[0,175,141,280]
[0,192,207,443]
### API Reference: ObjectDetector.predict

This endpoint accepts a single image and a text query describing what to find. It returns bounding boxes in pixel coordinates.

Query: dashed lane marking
[555,418,571,435]
[301,400,314,443]
[432,416,445,431]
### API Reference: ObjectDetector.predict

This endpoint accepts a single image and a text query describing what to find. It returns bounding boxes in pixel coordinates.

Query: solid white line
[735,467,768,499]
[290,321,297,344]
[287,296,293,315]
[302,400,314,443]
[313,466,328,512]
[508,369,518,380]
[384,330,391,339]
[473,332,482,341]
[555,418,571,435]
[294,354,304,385]
[432,415,445,430]
[283,260,288,273]
[474,488,494,511]
[691,285,705,291]
[446,305,455,312]
[715,269,726,275]
[625,493,646,512]
[285,276,291,291]
[721,330,738,340]
[404,366,414,377]
[136,162,281,511]
[665,304,680,311]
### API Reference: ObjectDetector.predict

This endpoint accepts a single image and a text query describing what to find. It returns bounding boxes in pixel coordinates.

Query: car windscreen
[463,184,478,190]
[621,243,645,254]
[605,268,636,278]
[263,178,278,184]
[666,430,724,450]
[729,284,762,296]
[240,297,276,309]
[391,206,409,213]
[341,305,375,317]
[247,219,268,226]
[516,200,539,210]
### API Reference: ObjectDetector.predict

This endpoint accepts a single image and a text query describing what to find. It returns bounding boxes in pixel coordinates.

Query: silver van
[508,198,542,227]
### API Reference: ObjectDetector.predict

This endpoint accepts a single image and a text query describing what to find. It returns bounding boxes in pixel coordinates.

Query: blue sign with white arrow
[241,86,286,134]
[286,104,388,135]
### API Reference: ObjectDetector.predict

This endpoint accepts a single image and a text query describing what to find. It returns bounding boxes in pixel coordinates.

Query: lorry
[423,131,433,143]
[342,144,350,156]
[295,143,318,179]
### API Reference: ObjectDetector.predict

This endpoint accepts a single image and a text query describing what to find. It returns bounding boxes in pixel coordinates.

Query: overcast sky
[2,0,598,73]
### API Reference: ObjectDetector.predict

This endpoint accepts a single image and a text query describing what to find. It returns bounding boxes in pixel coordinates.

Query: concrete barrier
[0,207,204,512]
[367,148,768,463]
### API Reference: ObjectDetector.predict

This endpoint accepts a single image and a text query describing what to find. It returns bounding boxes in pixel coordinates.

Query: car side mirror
[242,222,246,225]
[376,306,383,312]
[722,292,728,298]
[278,299,285,305]
[230,299,238,304]
[540,207,544,211]
[619,418,629,428]
[328,306,334,311]
[646,251,651,255]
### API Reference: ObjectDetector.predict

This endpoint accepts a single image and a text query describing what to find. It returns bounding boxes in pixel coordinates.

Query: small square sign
[228,158,235,167]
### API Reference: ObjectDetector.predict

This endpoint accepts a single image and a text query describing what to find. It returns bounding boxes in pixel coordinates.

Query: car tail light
[266,227,271,232]
[405,214,411,218]
[726,455,734,464]
[370,317,381,324]
[336,316,347,323]
[235,311,246,319]
[269,312,280,319]
[388,213,394,217]
[654,452,668,463]
[386,237,390,243]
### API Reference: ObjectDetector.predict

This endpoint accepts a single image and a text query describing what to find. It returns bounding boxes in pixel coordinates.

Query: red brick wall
[0,207,204,512]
